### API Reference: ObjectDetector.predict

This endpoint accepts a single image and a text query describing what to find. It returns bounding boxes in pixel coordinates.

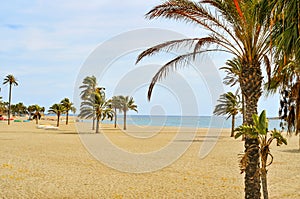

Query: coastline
[0,120,299,198]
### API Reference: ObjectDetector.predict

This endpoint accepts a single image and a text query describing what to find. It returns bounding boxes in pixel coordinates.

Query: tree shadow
[280,149,300,153]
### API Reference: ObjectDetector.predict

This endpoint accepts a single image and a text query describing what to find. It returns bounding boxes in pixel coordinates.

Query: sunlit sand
[0,118,299,198]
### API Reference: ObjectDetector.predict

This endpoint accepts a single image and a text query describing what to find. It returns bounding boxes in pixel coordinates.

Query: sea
[88,115,285,130]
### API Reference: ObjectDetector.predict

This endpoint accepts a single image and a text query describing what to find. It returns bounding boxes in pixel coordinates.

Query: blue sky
[0,0,279,116]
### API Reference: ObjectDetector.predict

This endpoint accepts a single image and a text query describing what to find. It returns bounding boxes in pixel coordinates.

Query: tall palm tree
[119,96,138,130]
[80,76,97,99]
[48,103,65,127]
[214,91,241,137]
[136,1,276,197]
[3,75,18,125]
[108,96,122,128]
[79,76,97,130]
[78,91,113,133]
[60,98,76,125]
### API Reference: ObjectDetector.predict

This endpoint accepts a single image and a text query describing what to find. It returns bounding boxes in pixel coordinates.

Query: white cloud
[0,0,279,116]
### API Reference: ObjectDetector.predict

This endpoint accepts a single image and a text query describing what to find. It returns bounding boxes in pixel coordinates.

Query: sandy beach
[0,119,299,199]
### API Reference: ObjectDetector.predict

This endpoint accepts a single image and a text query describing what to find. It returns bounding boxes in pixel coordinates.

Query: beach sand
[0,119,299,198]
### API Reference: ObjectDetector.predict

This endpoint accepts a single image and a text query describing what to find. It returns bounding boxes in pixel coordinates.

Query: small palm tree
[214,91,241,137]
[235,110,287,199]
[48,104,65,127]
[0,100,8,115]
[220,58,246,122]
[3,75,18,125]
[108,96,122,128]
[79,92,113,133]
[14,102,27,116]
[60,98,76,125]
[119,96,138,130]
[29,104,44,124]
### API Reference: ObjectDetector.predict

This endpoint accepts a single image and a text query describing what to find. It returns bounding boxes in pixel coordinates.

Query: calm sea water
[96,115,283,130]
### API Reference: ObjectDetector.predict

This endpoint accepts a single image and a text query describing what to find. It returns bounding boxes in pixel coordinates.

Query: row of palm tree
[48,98,76,127]
[109,95,138,130]
[78,76,138,133]
[135,0,299,198]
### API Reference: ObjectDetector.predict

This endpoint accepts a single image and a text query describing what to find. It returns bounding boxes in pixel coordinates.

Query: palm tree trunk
[35,114,39,125]
[114,108,117,128]
[96,119,100,133]
[57,113,60,127]
[231,115,235,137]
[241,64,262,199]
[66,111,69,125]
[7,84,12,125]
[295,81,300,135]
[296,81,300,150]
[92,109,95,130]
[261,155,269,199]
[123,109,126,130]
[242,94,246,141]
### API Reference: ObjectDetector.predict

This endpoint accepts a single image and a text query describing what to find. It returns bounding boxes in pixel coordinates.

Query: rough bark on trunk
[261,168,268,199]
[261,149,269,199]
[241,64,262,199]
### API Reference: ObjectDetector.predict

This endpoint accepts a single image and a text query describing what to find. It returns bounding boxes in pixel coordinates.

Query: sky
[0,0,280,116]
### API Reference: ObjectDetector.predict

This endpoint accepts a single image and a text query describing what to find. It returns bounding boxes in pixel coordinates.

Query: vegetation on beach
[78,76,138,132]
[78,88,113,133]
[61,98,76,125]
[235,110,287,199]
[0,0,298,198]
[118,95,138,130]
[3,74,18,125]
[136,0,299,198]
[214,91,241,137]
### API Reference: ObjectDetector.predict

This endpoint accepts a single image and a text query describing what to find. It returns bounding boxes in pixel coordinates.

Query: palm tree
[0,100,8,116]
[78,91,113,133]
[79,76,97,130]
[15,102,27,116]
[136,1,276,197]
[3,75,18,125]
[29,104,44,124]
[221,58,246,123]
[119,96,138,130]
[266,0,300,148]
[27,105,35,120]
[60,98,76,125]
[48,103,65,127]
[235,110,287,199]
[214,91,241,137]
[108,96,122,128]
